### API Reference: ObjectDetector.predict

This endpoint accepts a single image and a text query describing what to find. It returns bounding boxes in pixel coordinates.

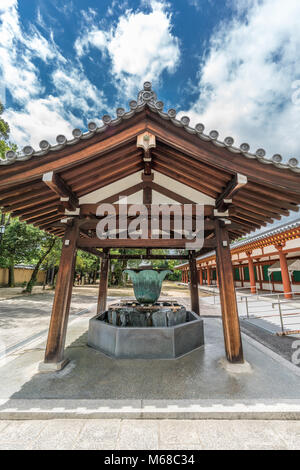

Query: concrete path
[0,315,299,405]
[0,419,299,449]
[0,289,300,449]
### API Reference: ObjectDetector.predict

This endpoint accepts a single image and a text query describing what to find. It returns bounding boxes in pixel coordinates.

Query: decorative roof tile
[1,81,300,173]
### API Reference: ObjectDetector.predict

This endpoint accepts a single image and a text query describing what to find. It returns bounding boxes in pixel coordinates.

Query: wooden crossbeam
[43,171,79,210]
[77,237,216,249]
[79,203,214,217]
[215,173,248,211]
[108,254,189,260]
[78,216,215,232]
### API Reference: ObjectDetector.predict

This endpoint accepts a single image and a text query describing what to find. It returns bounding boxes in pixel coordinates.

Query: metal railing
[239,292,300,335]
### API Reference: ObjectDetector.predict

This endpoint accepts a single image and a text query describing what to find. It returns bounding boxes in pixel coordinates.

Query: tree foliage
[0,216,57,288]
[0,102,17,159]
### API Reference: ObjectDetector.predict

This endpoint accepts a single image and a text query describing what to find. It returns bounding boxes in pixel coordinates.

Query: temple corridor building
[178,217,300,299]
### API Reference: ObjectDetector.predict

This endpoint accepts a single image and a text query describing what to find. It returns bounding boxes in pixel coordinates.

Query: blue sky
[1,0,300,163]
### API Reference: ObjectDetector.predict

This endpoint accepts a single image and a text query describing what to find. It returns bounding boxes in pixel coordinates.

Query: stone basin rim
[94,311,201,329]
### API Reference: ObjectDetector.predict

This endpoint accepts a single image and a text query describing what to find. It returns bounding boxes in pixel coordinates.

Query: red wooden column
[240,265,244,287]
[189,251,200,315]
[98,249,110,313]
[216,267,219,287]
[246,251,256,294]
[215,220,244,364]
[276,244,292,299]
[181,271,184,283]
[207,265,211,286]
[199,268,203,286]
[257,261,263,291]
[42,221,79,370]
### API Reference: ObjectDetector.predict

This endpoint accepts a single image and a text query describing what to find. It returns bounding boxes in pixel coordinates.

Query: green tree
[76,250,100,284]
[24,234,57,293]
[0,102,17,159]
[0,217,56,288]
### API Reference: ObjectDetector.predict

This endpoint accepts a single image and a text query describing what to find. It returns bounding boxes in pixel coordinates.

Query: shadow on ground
[4,318,300,404]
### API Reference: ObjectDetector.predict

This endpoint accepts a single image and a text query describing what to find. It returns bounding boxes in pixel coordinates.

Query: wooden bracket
[43,171,79,211]
[215,173,248,211]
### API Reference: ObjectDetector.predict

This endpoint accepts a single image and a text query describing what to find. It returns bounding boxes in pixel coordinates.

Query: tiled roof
[2,82,300,173]
[175,216,300,268]
[230,216,300,249]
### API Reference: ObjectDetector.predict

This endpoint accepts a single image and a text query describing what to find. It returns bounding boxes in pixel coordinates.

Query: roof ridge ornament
[137,81,158,107]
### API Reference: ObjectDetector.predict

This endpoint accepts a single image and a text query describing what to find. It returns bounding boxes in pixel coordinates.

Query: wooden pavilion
[1,82,300,370]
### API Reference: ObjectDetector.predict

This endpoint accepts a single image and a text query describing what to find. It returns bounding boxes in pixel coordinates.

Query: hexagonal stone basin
[88,301,204,359]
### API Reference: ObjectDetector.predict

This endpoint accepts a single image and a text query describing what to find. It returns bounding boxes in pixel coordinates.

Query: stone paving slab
[0,419,299,450]
[1,398,300,420]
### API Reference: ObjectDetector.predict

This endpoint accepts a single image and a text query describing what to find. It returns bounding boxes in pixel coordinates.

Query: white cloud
[75,29,107,57]
[75,0,180,95]
[52,68,106,115]
[181,0,300,161]
[0,0,42,104]
[0,0,107,150]
[4,96,83,148]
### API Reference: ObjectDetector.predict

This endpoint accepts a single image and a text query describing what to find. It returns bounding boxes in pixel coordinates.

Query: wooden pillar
[216,267,219,288]
[98,249,110,313]
[189,251,200,315]
[43,221,79,367]
[276,245,292,299]
[257,262,263,291]
[240,265,244,287]
[215,220,244,363]
[199,268,203,286]
[246,252,256,294]
[207,265,211,285]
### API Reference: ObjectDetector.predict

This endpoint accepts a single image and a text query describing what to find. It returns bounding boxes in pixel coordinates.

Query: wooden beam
[2,193,58,213]
[216,173,247,211]
[61,145,140,181]
[189,251,200,315]
[98,249,109,313]
[153,151,225,192]
[43,171,79,210]
[72,155,141,192]
[153,144,229,183]
[19,204,62,220]
[44,221,79,366]
[233,195,287,219]
[78,215,215,233]
[142,175,153,205]
[108,254,189,260]
[153,161,218,198]
[215,219,244,363]
[75,164,144,197]
[79,203,214,217]
[77,237,217,249]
